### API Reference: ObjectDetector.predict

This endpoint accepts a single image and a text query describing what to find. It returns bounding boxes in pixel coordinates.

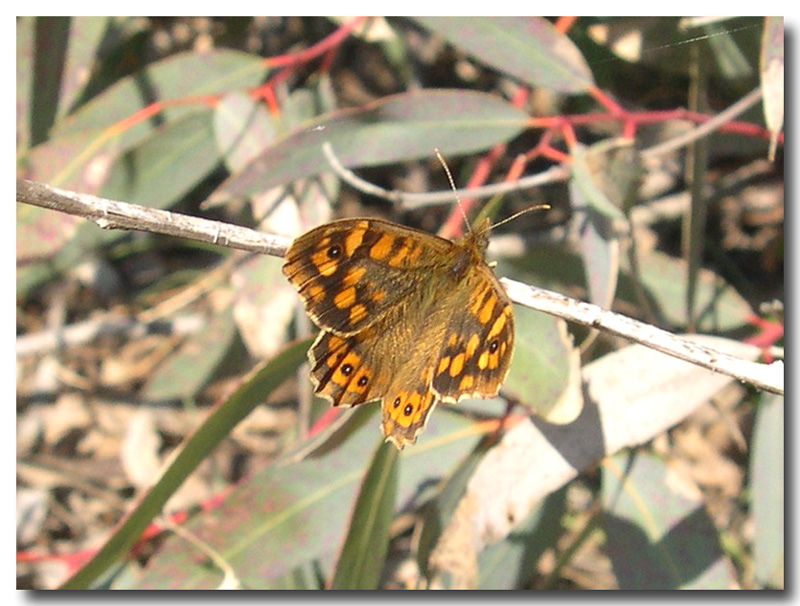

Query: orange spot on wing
[449,353,465,377]
[344,222,368,256]
[369,234,394,261]
[334,287,356,309]
[349,304,367,324]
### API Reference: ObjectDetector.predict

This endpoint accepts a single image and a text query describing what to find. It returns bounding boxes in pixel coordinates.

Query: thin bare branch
[16,313,205,357]
[17,178,783,396]
[641,87,764,160]
[502,278,783,395]
[16,179,291,256]
[320,141,569,209]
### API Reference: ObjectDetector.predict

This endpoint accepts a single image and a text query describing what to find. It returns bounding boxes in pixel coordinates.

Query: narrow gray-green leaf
[130,406,483,589]
[751,393,784,587]
[100,110,220,206]
[417,438,494,579]
[618,245,752,333]
[569,141,628,222]
[210,89,528,203]
[569,139,640,311]
[478,487,567,589]
[703,21,754,79]
[57,17,111,121]
[498,259,583,424]
[16,17,35,152]
[760,17,784,160]
[502,303,582,424]
[142,306,236,400]
[603,452,735,589]
[53,49,268,141]
[214,92,279,172]
[19,110,216,295]
[29,17,71,146]
[329,441,398,589]
[412,17,594,93]
[456,335,761,556]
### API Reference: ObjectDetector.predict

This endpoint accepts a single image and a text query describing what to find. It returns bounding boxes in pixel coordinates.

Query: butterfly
[282,214,514,449]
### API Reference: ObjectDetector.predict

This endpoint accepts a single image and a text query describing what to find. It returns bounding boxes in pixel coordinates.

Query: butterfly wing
[377,265,515,448]
[380,375,438,449]
[310,310,441,449]
[430,264,515,402]
[285,217,515,450]
[282,218,453,336]
[309,327,391,407]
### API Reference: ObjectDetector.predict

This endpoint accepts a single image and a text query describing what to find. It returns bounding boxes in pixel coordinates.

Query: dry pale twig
[502,279,782,396]
[320,141,570,209]
[16,313,205,357]
[16,178,783,396]
[16,179,291,257]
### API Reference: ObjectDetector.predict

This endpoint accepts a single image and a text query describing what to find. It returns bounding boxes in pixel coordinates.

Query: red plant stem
[18,481,237,573]
[506,155,527,183]
[589,84,624,116]
[744,314,784,363]
[263,17,368,69]
[110,18,367,137]
[440,85,533,239]
[308,407,343,437]
[554,16,578,33]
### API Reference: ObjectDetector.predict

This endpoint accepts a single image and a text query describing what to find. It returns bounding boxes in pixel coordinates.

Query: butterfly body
[282,217,514,448]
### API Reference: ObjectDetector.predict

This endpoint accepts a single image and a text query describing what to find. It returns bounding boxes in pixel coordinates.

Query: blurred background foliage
[16,16,782,589]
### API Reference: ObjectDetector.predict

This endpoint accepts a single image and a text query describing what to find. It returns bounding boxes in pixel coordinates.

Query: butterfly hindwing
[309,328,389,407]
[431,266,514,402]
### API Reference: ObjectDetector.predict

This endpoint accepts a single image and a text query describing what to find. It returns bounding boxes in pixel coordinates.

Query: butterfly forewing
[283,219,454,336]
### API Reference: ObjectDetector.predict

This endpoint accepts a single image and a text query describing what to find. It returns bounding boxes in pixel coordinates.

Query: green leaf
[263,563,324,590]
[59,338,312,590]
[18,110,224,297]
[477,486,567,589]
[213,92,279,172]
[760,17,784,160]
[56,17,111,121]
[703,20,755,79]
[21,49,268,192]
[129,406,483,589]
[417,437,495,579]
[498,259,583,424]
[100,110,221,206]
[16,203,83,263]
[618,246,753,332]
[229,253,299,361]
[569,141,629,222]
[603,451,735,589]
[412,17,594,93]
[569,139,641,310]
[503,304,582,424]
[21,126,107,189]
[27,17,71,146]
[16,17,36,152]
[209,89,529,203]
[329,441,399,589]
[751,393,784,587]
[53,48,269,140]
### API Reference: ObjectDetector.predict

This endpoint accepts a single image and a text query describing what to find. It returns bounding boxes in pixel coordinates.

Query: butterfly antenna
[434,148,472,235]
[489,204,551,230]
